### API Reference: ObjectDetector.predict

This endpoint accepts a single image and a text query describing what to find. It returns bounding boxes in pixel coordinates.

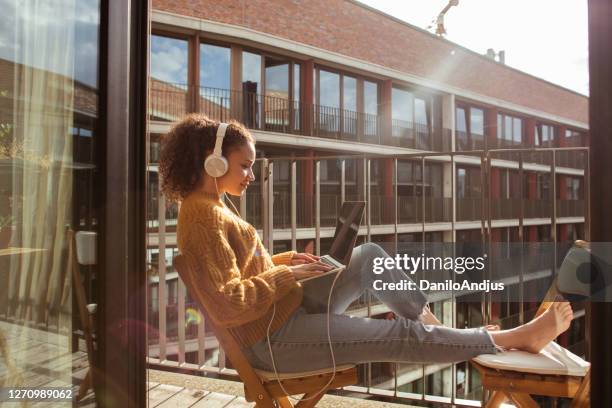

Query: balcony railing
[456,131,485,151]
[524,199,550,218]
[557,199,585,217]
[149,83,457,151]
[490,198,521,219]
[391,119,452,151]
[456,197,484,221]
[146,146,589,407]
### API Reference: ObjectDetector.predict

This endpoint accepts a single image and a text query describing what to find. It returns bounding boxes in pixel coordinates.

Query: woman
[160,114,573,374]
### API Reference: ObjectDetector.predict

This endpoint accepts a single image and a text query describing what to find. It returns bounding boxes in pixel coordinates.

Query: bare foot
[492,302,573,353]
[490,301,573,353]
[521,301,573,353]
[485,324,500,332]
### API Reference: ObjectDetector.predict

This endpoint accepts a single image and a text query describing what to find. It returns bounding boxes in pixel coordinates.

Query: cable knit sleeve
[271,251,296,266]
[187,218,299,328]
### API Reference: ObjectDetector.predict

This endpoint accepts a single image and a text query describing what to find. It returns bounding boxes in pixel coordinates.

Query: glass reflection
[150,35,188,121]
[0,0,101,404]
[242,51,261,127]
[318,70,340,133]
[200,43,231,122]
[265,58,289,130]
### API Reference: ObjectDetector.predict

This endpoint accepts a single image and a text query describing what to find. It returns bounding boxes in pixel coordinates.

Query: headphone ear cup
[204,155,229,178]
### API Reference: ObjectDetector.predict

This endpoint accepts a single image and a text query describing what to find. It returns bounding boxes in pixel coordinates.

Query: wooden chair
[471,241,591,408]
[173,253,358,408]
[66,229,97,401]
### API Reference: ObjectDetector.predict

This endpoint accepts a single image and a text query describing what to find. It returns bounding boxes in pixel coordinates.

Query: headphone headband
[213,123,229,156]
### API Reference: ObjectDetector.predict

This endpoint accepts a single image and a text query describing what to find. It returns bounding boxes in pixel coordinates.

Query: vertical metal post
[261,159,274,251]
[450,154,457,405]
[552,150,557,276]
[157,181,167,362]
[177,278,186,365]
[291,160,297,251]
[481,153,489,325]
[518,154,525,324]
[394,158,398,255]
[198,315,205,367]
[366,158,371,241]
[340,159,346,205]
[267,161,274,251]
[315,160,321,255]
[422,157,426,235]
[261,159,268,247]
[585,148,591,241]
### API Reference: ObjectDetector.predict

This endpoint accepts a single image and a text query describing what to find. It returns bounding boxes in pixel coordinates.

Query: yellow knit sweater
[176,190,303,348]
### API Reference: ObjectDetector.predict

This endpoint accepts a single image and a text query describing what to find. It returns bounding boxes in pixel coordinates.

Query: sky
[356,0,589,96]
[0,0,100,88]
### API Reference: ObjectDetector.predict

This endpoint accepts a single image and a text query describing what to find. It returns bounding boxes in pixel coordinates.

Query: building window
[242,51,262,127]
[537,173,550,200]
[317,69,340,132]
[535,123,556,147]
[565,129,584,146]
[364,81,378,137]
[200,43,231,89]
[497,113,523,146]
[343,76,357,135]
[200,43,231,121]
[264,57,289,129]
[456,105,484,151]
[565,177,582,200]
[456,166,482,200]
[293,63,301,130]
[150,35,189,121]
[392,87,431,148]
[151,35,188,85]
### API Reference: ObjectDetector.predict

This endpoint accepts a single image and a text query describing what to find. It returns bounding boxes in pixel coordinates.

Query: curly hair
[158,113,255,202]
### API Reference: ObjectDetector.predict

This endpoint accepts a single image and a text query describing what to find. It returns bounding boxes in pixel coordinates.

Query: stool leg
[296,391,325,408]
[276,396,293,408]
[570,370,590,408]
[485,391,507,408]
[506,392,538,408]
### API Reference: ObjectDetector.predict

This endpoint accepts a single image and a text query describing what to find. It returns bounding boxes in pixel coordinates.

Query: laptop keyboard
[321,256,342,268]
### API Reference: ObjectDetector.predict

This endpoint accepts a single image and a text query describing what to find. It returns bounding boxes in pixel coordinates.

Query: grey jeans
[244,243,498,373]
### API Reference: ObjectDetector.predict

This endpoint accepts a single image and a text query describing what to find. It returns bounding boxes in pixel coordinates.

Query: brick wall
[153,0,588,124]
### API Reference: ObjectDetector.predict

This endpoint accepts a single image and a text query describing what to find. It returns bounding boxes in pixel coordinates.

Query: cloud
[0,0,101,88]
[151,35,189,85]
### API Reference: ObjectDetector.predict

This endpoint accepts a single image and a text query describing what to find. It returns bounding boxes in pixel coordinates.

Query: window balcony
[149,83,453,151]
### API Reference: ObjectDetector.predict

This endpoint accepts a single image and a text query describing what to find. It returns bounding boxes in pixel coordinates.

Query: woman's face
[218,141,256,196]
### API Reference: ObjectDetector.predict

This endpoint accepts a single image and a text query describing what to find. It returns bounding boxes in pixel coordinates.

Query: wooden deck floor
[1,320,419,407]
[0,320,95,406]
[147,368,419,408]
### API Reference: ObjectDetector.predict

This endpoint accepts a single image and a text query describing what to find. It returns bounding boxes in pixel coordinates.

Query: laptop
[299,201,365,282]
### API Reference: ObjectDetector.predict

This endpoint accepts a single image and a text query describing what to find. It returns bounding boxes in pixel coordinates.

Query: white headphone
[204,123,229,178]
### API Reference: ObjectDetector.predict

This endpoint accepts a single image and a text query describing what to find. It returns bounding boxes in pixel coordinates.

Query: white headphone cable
[213,177,242,218]
[265,266,345,403]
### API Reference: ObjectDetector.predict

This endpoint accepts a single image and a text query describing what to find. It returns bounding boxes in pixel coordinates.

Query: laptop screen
[328,201,365,265]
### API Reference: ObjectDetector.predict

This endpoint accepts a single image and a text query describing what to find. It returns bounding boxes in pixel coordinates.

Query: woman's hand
[289,261,333,280]
[290,252,321,265]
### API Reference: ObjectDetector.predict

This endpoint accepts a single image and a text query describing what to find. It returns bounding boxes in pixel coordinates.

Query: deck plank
[156,387,209,407]
[147,381,160,390]
[190,391,236,408]
[148,383,184,407]
[224,396,254,407]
